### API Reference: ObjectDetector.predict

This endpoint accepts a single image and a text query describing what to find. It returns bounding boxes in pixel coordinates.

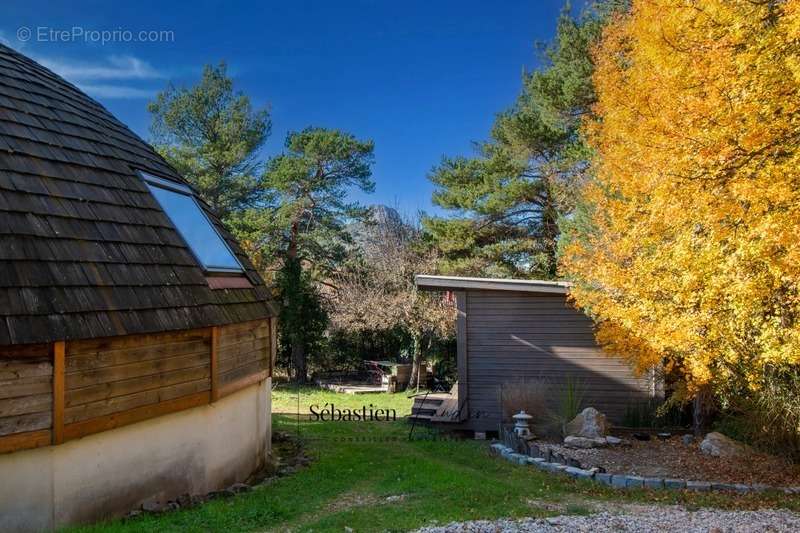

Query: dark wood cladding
[0,44,276,346]
[217,320,270,394]
[64,329,213,425]
[0,344,53,453]
[462,290,654,429]
[0,320,272,453]
[0,343,52,439]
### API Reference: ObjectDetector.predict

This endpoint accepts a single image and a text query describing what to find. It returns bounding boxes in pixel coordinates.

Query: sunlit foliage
[561,0,800,395]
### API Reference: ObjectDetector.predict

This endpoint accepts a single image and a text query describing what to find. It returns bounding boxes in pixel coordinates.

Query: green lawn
[272,383,416,417]
[70,388,800,533]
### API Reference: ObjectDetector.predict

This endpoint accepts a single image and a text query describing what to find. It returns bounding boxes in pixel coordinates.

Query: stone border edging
[489,442,800,495]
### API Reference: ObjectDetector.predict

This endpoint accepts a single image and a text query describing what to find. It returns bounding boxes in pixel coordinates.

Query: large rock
[564,435,608,449]
[564,407,608,438]
[699,432,747,458]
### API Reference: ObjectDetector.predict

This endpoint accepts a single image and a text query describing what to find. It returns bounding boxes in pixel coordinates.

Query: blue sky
[2,0,573,216]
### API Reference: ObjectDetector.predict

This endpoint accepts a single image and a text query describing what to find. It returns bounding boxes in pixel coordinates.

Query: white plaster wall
[0,378,271,532]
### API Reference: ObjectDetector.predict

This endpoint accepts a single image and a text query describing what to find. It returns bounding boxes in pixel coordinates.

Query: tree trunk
[692,384,714,436]
[288,221,299,260]
[541,182,560,278]
[408,333,422,391]
[284,239,307,384]
[291,340,307,384]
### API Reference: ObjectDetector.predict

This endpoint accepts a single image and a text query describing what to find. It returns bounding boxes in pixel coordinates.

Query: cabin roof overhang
[414,275,571,295]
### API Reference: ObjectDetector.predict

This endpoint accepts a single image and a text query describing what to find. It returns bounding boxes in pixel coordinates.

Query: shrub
[714,366,800,462]
[622,400,655,429]
[621,398,690,429]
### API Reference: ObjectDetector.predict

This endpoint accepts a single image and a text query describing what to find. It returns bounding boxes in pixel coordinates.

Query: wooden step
[412,399,444,408]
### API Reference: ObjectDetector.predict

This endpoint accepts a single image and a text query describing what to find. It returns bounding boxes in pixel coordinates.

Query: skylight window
[140,172,243,273]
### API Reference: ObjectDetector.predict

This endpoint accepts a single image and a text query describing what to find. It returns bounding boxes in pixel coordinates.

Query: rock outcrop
[700,432,747,458]
[564,407,608,439]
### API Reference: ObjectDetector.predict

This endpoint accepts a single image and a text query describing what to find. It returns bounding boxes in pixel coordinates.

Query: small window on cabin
[140,172,243,273]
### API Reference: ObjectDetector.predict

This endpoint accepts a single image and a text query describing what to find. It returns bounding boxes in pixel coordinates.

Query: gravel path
[413,507,800,532]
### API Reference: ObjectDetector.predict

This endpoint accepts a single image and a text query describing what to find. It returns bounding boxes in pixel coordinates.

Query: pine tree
[264,128,375,382]
[148,63,271,219]
[425,2,624,279]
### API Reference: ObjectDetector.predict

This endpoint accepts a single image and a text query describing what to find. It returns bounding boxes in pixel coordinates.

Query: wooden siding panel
[0,375,51,400]
[0,411,51,435]
[0,352,53,438]
[217,319,270,396]
[270,317,277,374]
[0,358,53,379]
[66,329,211,356]
[218,342,269,374]
[464,290,653,425]
[65,365,211,408]
[218,321,269,345]
[66,337,211,371]
[217,336,270,367]
[64,378,209,424]
[63,391,209,441]
[65,329,212,427]
[65,351,210,390]
[1,320,272,449]
[0,393,51,418]
[219,358,268,386]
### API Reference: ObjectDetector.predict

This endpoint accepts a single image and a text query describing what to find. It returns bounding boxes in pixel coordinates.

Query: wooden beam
[52,341,65,445]
[63,391,210,442]
[0,429,52,455]
[415,275,570,294]
[0,343,50,358]
[210,326,220,402]
[217,369,269,399]
[269,317,277,377]
[67,327,211,355]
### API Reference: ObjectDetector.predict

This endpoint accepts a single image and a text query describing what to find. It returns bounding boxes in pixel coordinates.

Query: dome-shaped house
[0,44,277,531]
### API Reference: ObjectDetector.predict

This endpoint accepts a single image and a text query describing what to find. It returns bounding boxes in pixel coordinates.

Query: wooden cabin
[0,44,277,531]
[414,276,660,432]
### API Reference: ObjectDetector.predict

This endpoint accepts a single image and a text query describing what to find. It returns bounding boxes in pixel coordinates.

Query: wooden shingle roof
[0,44,276,346]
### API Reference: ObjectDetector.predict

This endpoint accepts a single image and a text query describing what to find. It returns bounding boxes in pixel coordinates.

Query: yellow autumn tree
[560,1,800,400]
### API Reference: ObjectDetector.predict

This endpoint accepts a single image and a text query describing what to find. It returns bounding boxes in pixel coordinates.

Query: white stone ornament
[512,410,533,438]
